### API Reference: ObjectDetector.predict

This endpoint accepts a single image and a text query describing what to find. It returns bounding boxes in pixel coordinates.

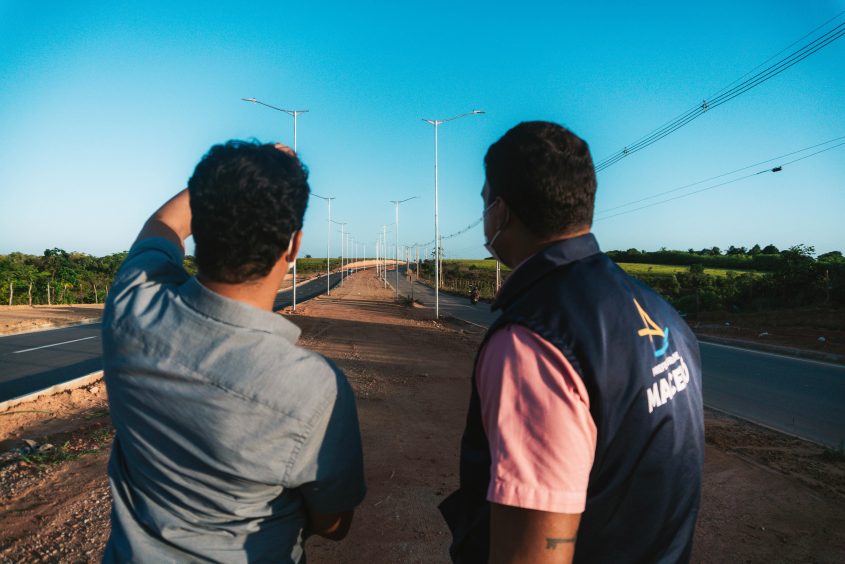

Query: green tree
[818,251,844,264]
[773,245,821,306]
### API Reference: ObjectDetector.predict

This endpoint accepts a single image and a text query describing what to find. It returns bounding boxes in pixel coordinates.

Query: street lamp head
[242,97,257,103]
[471,109,485,115]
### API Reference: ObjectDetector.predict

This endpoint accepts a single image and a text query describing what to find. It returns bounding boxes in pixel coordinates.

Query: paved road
[0,270,356,403]
[0,323,104,402]
[392,271,845,447]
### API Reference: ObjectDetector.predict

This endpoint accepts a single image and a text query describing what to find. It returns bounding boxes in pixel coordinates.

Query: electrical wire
[594,140,845,221]
[594,12,845,172]
[595,135,845,215]
[410,216,483,248]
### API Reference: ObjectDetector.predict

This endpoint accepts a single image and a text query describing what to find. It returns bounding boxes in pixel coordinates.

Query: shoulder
[105,237,189,327]
[478,324,587,398]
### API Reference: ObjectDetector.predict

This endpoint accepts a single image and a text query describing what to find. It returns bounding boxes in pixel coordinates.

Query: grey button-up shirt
[102,238,365,563]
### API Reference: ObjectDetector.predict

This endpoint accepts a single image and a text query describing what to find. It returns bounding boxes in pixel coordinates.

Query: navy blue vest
[440,234,703,563]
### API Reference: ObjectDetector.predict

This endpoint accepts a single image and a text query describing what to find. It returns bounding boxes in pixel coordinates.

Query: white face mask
[483,200,507,262]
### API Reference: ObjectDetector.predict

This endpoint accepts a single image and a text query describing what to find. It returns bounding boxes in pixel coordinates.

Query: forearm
[490,504,580,563]
[136,189,192,251]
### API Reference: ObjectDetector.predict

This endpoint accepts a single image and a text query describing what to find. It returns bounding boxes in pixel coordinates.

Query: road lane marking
[12,336,98,354]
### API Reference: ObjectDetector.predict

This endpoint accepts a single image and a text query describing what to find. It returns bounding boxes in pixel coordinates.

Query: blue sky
[1,1,843,259]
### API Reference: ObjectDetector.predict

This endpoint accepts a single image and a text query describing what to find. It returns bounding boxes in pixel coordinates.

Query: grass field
[440,259,759,278]
[418,259,765,301]
[441,259,511,272]
[615,262,763,278]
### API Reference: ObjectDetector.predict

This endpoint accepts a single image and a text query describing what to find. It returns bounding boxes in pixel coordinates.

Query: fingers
[274,143,296,157]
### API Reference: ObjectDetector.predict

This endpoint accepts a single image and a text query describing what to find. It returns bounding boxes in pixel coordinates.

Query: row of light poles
[243,97,485,318]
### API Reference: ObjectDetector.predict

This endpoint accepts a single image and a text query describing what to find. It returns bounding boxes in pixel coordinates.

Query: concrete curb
[0,371,104,412]
[696,335,845,365]
[703,403,829,448]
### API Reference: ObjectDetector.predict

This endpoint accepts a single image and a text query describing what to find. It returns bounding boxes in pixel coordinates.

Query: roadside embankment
[0,305,103,336]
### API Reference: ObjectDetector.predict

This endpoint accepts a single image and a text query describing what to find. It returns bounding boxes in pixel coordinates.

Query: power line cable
[596,20,845,171]
[596,134,845,215]
[706,9,845,100]
[594,12,845,172]
[411,216,483,248]
[594,140,845,221]
[596,25,845,172]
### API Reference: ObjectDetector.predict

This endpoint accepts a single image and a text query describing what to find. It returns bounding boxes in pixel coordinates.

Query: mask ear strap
[285,231,298,261]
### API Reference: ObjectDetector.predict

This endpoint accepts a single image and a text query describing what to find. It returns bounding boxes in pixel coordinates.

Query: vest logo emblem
[634,299,670,358]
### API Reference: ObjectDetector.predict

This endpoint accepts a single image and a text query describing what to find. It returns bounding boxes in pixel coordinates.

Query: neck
[197,260,289,312]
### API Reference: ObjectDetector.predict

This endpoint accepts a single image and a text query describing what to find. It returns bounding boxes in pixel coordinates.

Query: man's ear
[287,230,304,263]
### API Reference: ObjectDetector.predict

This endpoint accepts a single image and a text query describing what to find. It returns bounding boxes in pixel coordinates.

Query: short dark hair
[188,140,310,283]
[484,121,596,239]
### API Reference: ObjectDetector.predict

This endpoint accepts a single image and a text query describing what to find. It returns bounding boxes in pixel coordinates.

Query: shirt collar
[179,277,301,343]
[492,233,601,311]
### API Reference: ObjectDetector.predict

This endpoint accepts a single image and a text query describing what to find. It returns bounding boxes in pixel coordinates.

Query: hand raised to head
[274,143,296,158]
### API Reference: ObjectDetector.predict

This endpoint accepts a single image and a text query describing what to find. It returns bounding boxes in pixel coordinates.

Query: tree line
[607,245,844,316]
[2,245,842,314]
[0,249,197,306]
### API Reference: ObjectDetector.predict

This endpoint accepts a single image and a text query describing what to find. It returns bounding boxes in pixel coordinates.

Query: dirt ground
[691,307,845,359]
[1,271,843,562]
[0,305,104,336]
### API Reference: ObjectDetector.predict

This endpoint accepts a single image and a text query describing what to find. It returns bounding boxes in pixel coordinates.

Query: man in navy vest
[439,121,704,563]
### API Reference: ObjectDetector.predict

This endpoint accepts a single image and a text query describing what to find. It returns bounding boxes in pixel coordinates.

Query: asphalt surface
[0,269,358,404]
[392,271,845,447]
[0,323,104,402]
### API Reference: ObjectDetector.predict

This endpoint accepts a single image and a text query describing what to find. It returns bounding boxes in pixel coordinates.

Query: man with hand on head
[440,122,703,563]
[102,141,365,563]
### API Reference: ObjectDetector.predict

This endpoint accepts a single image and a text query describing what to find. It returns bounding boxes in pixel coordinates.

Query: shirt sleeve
[476,324,597,514]
[286,365,367,514]
[109,236,188,299]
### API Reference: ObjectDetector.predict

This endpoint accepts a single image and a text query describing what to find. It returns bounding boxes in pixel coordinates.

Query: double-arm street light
[312,194,335,296]
[242,97,309,310]
[422,110,484,318]
[389,196,418,298]
[241,98,309,152]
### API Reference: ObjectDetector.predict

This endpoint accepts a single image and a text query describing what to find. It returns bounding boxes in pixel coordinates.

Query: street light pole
[313,194,335,296]
[242,97,309,311]
[331,220,346,286]
[389,196,417,299]
[382,224,388,288]
[422,109,484,318]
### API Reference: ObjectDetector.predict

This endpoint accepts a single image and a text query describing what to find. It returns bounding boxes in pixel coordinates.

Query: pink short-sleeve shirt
[476,323,597,514]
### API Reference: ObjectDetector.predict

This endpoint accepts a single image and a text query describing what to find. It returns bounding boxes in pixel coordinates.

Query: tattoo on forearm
[546,537,576,550]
